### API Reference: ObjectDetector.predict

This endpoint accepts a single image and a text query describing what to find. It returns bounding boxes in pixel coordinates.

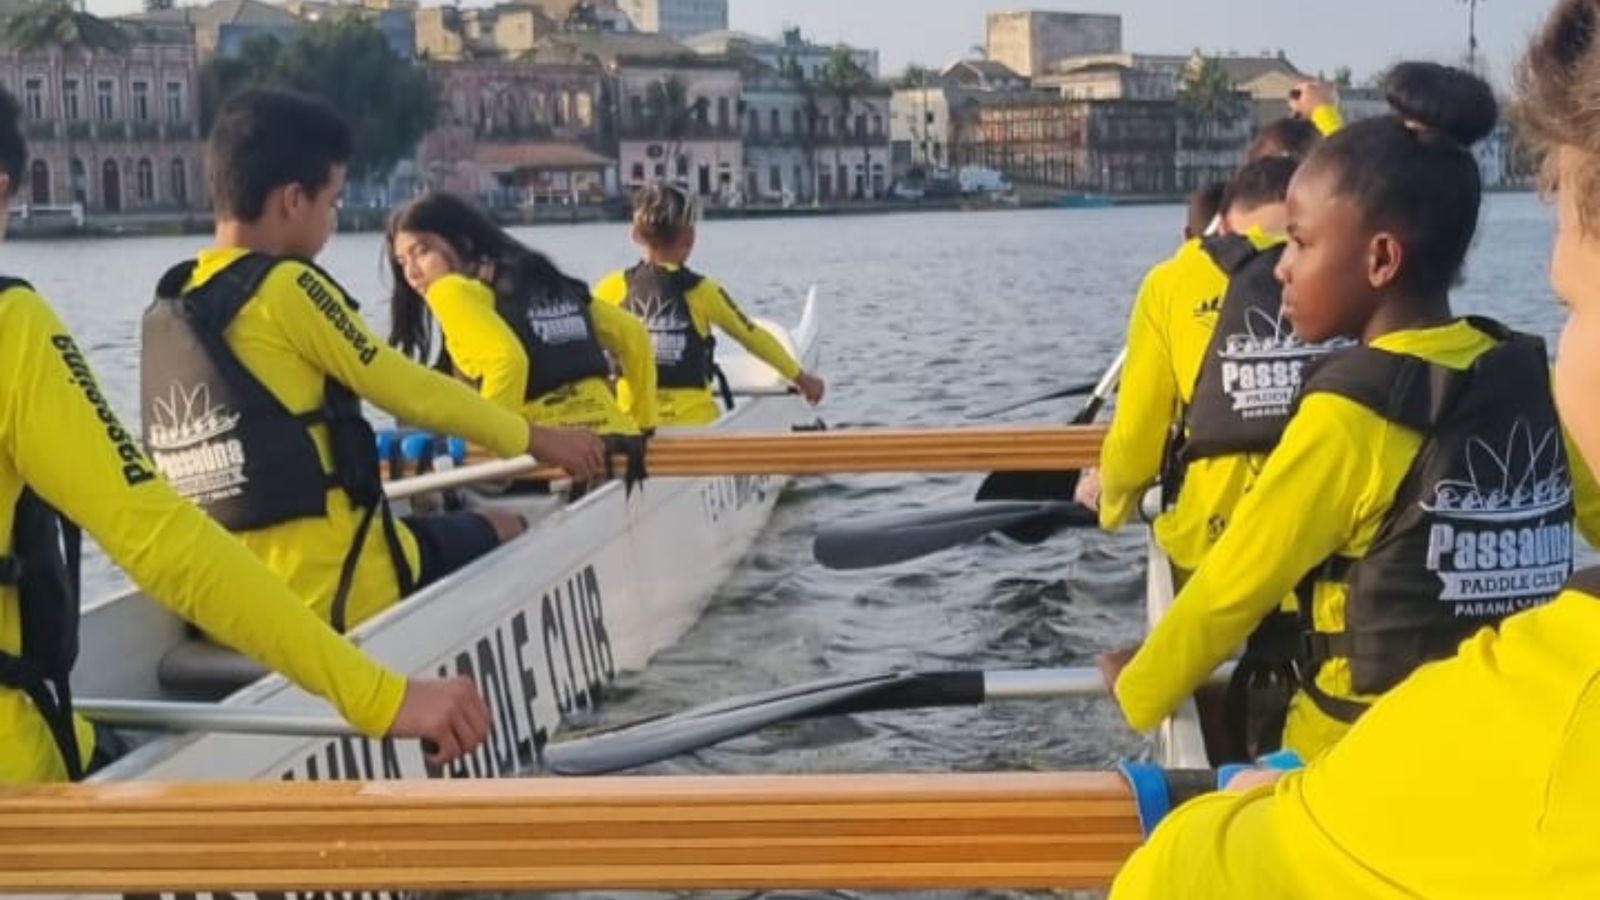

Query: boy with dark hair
[0,85,494,782]
[1184,181,1227,241]
[142,88,607,633]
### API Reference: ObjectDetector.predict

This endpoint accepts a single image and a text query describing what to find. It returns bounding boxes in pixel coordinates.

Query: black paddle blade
[546,672,985,775]
[965,379,1100,420]
[813,501,1086,570]
[974,392,1110,505]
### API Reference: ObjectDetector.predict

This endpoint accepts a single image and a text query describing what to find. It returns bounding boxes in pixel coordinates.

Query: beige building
[0,15,204,214]
[985,11,1120,79]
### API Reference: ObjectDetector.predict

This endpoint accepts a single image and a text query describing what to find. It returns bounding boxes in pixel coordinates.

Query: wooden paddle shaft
[405,424,1109,489]
[0,772,1146,892]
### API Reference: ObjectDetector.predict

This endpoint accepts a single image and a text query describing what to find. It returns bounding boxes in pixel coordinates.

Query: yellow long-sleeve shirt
[1111,582,1600,899]
[423,274,658,433]
[0,283,406,783]
[184,249,529,628]
[1116,320,1600,758]
[595,266,803,428]
[1098,231,1282,571]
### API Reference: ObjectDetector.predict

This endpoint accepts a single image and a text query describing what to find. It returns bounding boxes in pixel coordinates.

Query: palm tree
[1460,0,1484,74]
[643,75,704,190]
[818,47,872,200]
[1178,56,1250,189]
[3,0,130,207]
[779,54,819,203]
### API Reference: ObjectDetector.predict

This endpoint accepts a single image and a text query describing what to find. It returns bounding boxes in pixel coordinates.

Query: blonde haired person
[595,183,825,427]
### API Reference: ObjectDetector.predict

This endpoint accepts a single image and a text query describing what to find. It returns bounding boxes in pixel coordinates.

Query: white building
[890,86,958,177]
[618,0,726,38]
[684,27,880,79]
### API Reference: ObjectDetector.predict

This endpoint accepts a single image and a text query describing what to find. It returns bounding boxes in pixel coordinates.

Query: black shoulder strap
[1567,567,1600,597]
[1199,233,1261,274]
[1300,346,1465,434]
[0,275,35,294]
[179,253,281,335]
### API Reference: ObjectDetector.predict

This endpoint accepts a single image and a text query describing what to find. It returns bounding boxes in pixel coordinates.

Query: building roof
[1203,53,1304,85]
[680,29,768,51]
[538,29,698,64]
[475,141,615,172]
[127,0,301,28]
[943,59,1023,84]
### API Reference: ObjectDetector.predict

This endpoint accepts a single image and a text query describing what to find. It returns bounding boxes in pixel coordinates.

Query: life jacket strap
[0,654,82,780]
[329,497,414,635]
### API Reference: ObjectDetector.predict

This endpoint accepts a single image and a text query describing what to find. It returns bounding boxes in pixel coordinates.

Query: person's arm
[1114,395,1382,732]
[268,262,528,458]
[592,271,628,307]
[589,299,659,432]
[424,274,529,414]
[1098,265,1179,530]
[692,278,805,382]
[0,289,405,734]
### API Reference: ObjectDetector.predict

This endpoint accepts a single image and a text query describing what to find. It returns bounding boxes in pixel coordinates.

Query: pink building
[0,19,204,214]
[614,58,741,201]
[416,59,615,207]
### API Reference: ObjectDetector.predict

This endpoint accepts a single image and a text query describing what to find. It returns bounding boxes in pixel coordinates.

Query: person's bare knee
[481,509,526,543]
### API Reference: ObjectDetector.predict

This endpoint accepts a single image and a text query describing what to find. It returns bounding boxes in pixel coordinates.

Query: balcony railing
[619,121,741,141]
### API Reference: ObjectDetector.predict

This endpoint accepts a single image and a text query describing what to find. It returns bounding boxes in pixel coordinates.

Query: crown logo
[630,292,690,332]
[1220,307,1339,360]
[148,382,241,450]
[1423,420,1573,522]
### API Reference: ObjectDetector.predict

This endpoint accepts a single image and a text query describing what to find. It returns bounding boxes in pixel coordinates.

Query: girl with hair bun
[1111,7,1600,893]
[1107,60,1600,765]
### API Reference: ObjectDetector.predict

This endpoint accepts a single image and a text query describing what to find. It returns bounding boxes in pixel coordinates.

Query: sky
[82,0,1556,89]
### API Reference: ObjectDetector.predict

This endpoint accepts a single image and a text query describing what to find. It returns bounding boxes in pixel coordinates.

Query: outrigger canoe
[75,290,820,785]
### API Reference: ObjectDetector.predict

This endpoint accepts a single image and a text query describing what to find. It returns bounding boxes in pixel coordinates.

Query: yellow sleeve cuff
[1312,105,1344,136]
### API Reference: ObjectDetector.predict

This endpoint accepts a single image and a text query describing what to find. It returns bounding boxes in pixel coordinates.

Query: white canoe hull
[1146,530,1209,770]
[75,291,821,785]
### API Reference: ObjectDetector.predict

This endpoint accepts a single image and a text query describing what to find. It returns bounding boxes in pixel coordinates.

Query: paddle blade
[965,379,1099,420]
[546,674,898,775]
[813,502,1078,570]
[974,393,1110,504]
[546,672,986,776]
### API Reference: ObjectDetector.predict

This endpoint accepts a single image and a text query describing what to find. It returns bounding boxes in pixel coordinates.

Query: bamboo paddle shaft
[0,773,1145,892]
[391,426,1109,497]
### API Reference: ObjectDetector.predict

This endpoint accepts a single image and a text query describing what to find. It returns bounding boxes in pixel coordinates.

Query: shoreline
[5,186,1538,241]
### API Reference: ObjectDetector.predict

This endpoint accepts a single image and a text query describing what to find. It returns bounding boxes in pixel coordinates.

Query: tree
[642,75,704,188]
[143,0,174,11]
[1333,66,1354,89]
[1460,0,1484,73]
[779,53,820,203]
[199,19,438,182]
[896,63,933,90]
[1178,56,1250,187]
[4,0,130,205]
[817,46,873,199]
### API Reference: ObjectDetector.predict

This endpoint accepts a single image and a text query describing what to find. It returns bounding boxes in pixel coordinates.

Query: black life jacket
[1568,566,1600,597]
[621,263,717,392]
[1295,318,1575,723]
[1180,235,1353,464]
[493,277,611,400]
[0,277,85,780]
[140,255,412,632]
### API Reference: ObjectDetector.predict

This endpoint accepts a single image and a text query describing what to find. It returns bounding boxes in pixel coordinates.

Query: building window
[575,91,594,127]
[872,114,883,136]
[769,165,781,192]
[747,108,759,137]
[62,78,80,121]
[136,158,154,203]
[793,164,803,194]
[676,155,689,179]
[24,78,43,121]
[654,163,665,178]
[716,97,729,128]
[792,109,803,136]
[165,81,184,121]
[29,159,48,205]
[694,99,708,125]
[818,117,830,137]
[855,114,866,137]
[629,94,643,122]
[69,158,85,205]
[631,162,645,182]
[132,81,150,122]
[770,108,780,135]
[96,79,114,121]
[170,157,187,205]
